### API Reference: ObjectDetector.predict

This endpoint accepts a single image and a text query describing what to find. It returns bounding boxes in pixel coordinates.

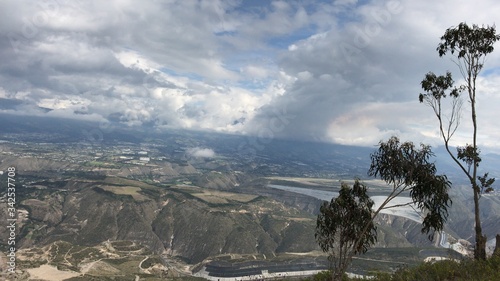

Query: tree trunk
[493,234,500,257]
[332,271,343,281]
[475,234,487,260]
[472,184,487,260]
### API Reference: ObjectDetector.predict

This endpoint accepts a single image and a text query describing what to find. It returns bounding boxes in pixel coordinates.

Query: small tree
[316,136,452,280]
[419,22,499,260]
[316,180,376,281]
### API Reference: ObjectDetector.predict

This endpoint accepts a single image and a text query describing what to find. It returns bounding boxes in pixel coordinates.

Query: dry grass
[266,176,340,186]
[172,185,259,204]
[99,185,148,201]
[83,260,122,276]
[103,176,157,189]
[266,176,390,188]
[26,264,81,281]
[192,190,258,204]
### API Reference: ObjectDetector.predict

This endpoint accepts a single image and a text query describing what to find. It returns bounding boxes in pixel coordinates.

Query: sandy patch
[83,260,121,276]
[27,264,80,281]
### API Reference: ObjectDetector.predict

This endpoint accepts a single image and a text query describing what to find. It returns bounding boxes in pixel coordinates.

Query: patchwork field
[171,184,259,204]
[99,185,149,201]
[102,176,158,189]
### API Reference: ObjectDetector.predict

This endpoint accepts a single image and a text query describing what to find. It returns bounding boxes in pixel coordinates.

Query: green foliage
[420,22,500,260]
[305,270,350,281]
[456,144,481,169]
[140,256,163,269]
[371,256,500,281]
[315,180,376,280]
[368,136,452,240]
[478,172,495,193]
[437,23,500,61]
[316,137,453,280]
[419,71,462,102]
[307,256,500,281]
[316,181,376,255]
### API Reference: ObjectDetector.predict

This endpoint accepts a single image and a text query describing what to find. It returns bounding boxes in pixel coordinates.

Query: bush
[306,271,352,281]
[308,256,500,281]
[370,255,500,281]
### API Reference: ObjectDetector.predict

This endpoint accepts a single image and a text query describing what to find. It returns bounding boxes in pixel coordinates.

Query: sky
[1,0,500,152]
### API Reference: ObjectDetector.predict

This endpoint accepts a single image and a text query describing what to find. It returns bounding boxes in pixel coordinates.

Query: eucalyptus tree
[316,180,376,281]
[316,136,451,281]
[419,22,499,260]
[368,137,452,239]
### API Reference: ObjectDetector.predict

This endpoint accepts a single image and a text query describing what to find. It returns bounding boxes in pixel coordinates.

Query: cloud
[1,0,500,152]
[187,147,216,158]
[249,0,500,151]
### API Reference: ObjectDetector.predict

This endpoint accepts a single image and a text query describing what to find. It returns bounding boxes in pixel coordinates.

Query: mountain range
[0,114,499,279]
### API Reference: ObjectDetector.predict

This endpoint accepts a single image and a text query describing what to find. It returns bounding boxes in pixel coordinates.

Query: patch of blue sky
[159,67,204,81]
[335,10,362,28]
[224,49,277,70]
[236,78,272,92]
[216,55,274,91]
[266,26,316,49]
[311,0,368,29]
[482,66,500,77]
[233,0,272,16]
[233,0,336,20]
[214,30,238,37]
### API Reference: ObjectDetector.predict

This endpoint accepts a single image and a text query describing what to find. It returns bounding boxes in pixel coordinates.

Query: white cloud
[187,147,216,158]
[1,0,500,152]
[325,101,439,147]
[240,65,270,79]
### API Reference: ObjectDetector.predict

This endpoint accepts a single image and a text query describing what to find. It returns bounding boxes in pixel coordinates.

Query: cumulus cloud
[187,147,216,158]
[248,0,500,151]
[1,0,500,152]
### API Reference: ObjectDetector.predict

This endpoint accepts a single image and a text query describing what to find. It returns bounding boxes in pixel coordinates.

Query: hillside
[2,177,318,262]
[0,116,499,279]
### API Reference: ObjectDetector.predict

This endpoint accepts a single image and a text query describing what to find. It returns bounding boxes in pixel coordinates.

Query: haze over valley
[0,115,499,280]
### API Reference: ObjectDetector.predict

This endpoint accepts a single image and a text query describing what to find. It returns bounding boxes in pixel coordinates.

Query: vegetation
[102,176,158,189]
[308,255,500,281]
[85,161,120,169]
[141,256,164,269]
[316,180,376,281]
[316,137,451,280]
[368,137,452,239]
[419,22,500,260]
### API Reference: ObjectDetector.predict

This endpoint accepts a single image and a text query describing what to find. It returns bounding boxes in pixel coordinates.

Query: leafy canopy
[315,180,376,281]
[419,23,499,260]
[316,180,376,256]
[368,136,452,239]
[437,23,499,60]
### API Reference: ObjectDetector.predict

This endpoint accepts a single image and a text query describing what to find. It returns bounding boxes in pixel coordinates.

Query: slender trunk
[470,64,486,260]
[473,183,486,260]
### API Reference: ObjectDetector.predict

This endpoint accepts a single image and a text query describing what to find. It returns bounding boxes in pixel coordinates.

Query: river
[267,184,422,223]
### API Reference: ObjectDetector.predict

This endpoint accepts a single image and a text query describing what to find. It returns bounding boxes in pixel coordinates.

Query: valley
[0,116,499,280]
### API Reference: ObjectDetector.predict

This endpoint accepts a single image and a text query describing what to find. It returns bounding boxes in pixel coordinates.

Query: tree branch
[380,201,415,210]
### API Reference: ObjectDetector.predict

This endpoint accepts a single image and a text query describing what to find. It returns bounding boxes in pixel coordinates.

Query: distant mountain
[1,113,499,277]
[2,113,498,180]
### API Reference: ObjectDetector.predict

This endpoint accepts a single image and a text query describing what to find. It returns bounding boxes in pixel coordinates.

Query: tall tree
[316,180,376,281]
[316,137,451,280]
[419,22,499,260]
